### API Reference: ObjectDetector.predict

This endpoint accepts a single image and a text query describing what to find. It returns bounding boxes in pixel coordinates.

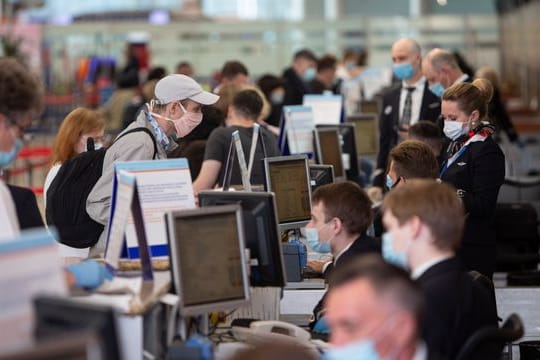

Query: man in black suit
[422,48,471,97]
[305,181,379,330]
[282,49,317,105]
[7,185,44,230]
[381,179,498,359]
[374,38,441,189]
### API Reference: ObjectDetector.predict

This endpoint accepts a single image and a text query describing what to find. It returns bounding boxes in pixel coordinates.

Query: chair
[469,270,500,321]
[455,314,524,360]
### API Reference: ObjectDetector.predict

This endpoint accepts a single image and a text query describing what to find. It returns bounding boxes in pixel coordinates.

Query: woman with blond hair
[44,107,105,259]
[439,78,505,278]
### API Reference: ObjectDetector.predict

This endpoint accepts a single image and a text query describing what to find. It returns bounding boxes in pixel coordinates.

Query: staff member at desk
[439,79,505,279]
[304,182,379,331]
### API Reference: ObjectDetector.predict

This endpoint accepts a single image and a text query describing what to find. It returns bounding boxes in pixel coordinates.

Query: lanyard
[247,124,260,180]
[232,130,252,191]
[440,144,468,178]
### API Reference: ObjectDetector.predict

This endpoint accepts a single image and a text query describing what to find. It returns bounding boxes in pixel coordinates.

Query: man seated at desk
[304,182,380,331]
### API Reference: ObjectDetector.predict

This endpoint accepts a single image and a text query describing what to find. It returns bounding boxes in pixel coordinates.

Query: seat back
[455,314,524,360]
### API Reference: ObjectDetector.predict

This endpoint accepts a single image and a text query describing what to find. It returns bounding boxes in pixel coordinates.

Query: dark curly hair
[0,58,42,121]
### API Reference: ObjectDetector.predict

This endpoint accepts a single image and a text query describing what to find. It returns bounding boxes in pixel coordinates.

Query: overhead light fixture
[437,0,448,5]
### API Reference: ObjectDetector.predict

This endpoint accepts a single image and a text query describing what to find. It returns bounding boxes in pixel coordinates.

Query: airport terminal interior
[1,0,540,359]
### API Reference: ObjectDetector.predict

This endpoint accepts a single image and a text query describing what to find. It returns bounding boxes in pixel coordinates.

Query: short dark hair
[221,61,249,80]
[389,140,439,180]
[311,181,373,236]
[328,254,423,326]
[408,121,443,155]
[232,89,263,121]
[293,48,317,63]
[316,54,337,73]
[257,74,284,98]
[0,58,42,120]
[147,66,167,81]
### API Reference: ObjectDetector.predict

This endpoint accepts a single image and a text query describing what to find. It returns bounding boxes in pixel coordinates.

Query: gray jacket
[86,111,167,255]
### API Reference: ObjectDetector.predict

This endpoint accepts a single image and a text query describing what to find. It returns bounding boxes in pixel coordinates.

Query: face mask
[443,120,469,141]
[429,82,445,98]
[302,67,316,82]
[386,174,394,189]
[392,62,414,81]
[382,232,408,269]
[0,138,23,168]
[94,142,103,150]
[345,61,356,71]
[270,91,284,105]
[305,226,331,253]
[323,339,380,360]
[151,102,203,138]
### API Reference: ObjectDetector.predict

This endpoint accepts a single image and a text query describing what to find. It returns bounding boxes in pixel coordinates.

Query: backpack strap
[114,127,158,159]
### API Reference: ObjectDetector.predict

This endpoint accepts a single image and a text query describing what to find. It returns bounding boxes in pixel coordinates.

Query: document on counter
[303,94,343,125]
[110,159,196,259]
[0,229,67,355]
[281,105,316,156]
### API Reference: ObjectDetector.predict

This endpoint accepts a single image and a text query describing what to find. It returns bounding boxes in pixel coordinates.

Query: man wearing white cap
[87,74,218,255]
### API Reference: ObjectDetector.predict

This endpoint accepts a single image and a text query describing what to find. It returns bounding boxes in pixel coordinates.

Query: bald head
[391,38,423,83]
[423,48,464,90]
[425,48,459,71]
[392,38,421,59]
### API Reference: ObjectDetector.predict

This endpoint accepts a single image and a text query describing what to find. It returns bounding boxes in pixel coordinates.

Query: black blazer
[440,136,505,277]
[7,185,44,230]
[282,67,310,106]
[417,257,498,360]
[311,234,380,327]
[374,81,441,187]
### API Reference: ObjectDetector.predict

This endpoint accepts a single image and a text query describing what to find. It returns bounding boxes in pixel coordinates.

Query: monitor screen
[264,155,312,228]
[198,191,286,288]
[347,114,379,155]
[309,164,335,192]
[315,128,345,179]
[316,124,359,182]
[33,296,120,360]
[166,205,250,315]
[303,94,343,125]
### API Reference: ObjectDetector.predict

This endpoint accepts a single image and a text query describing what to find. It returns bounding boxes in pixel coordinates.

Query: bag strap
[113,127,158,159]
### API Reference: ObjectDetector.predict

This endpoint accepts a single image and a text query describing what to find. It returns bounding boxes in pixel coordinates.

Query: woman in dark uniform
[439,79,505,278]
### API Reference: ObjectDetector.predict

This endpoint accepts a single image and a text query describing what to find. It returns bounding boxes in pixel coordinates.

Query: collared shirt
[321,239,355,274]
[398,76,426,126]
[411,255,453,280]
[453,74,469,86]
[0,180,20,242]
[413,341,428,360]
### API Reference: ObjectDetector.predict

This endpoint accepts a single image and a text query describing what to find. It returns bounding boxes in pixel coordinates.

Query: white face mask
[443,120,469,140]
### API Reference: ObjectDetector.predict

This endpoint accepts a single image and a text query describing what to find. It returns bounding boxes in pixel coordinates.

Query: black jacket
[417,257,498,360]
[440,136,505,277]
[7,185,44,230]
[311,234,380,326]
[374,81,441,187]
[282,67,310,106]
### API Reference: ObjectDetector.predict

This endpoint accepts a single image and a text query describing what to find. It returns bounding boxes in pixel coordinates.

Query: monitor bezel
[309,164,335,191]
[263,154,312,231]
[346,112,379,155]
[165,205,250,316]
[314,127,346,181]
[198,190,287,288]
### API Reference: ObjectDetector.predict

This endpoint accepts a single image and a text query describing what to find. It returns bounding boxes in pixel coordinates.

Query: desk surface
[71,271,171,316]
[285,279,326,290]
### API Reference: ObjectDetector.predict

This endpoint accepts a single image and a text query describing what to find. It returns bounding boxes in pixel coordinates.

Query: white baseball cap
[154,74,219,105]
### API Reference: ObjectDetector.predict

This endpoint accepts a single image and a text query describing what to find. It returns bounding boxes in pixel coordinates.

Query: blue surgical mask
[323,339,380,360]
[270,90,284,105]
[392,62,414,81]
[0,138,23,168]
[302,67,316,82]
[386,174,394,189]
[305,227,331,253]
[429,82,445,98]
[382,232,408,269]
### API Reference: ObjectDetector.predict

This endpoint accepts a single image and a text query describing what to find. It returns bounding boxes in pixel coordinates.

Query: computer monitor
[33,296,120,360]
[309,164,335,192]
[263,155,312,231]
[314,127,346,181]
[198,191,286,288]
[165,205,250,315]
[316,124,359,183]
[347,113,379,155]
[359,100,380,114]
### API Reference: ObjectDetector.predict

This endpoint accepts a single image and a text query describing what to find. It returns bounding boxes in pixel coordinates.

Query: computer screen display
[33,296,120,360]
[198,191,286,288]
[263,155,312,228]
[166,205,250,315]
[309,164,335,192]
[316,124,359,182]
[347,113,379,155]
[315,128,345,179]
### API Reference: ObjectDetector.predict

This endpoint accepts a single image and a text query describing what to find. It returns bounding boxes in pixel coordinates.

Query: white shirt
[399,76,426,126]
[321,239,355,274]
[453,74,470,86]
[411,255,453,280]
[43,163,90,259]
[0,180,20,242]
[413,341,428,360]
